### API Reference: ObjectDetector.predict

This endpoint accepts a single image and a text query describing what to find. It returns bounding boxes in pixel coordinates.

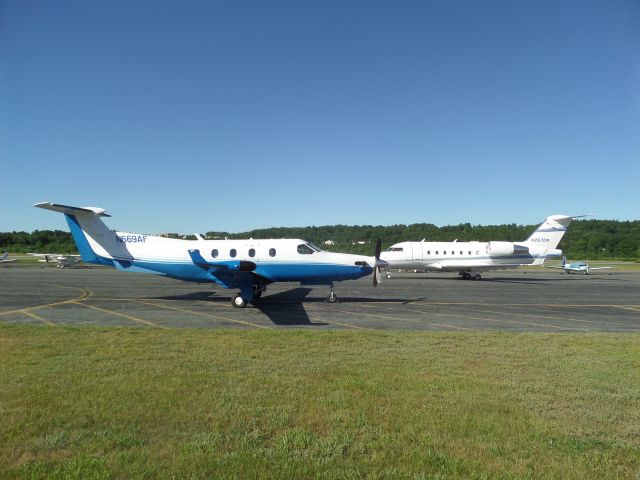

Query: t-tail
[33,202,133,266]
[523,215,575,265]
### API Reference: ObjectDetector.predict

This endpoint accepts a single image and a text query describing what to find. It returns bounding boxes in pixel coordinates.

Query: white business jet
[547,257,612,275]
[381,214,577,280]
[34,202,386,307]
[28,253,82,268]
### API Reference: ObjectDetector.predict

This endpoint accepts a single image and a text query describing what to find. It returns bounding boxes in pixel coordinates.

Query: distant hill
[2,219,638,260]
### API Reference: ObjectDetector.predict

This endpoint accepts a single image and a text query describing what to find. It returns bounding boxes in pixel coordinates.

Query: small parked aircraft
[0,251,18,264]
[28,253,82,268]
[34,202,387,307]
[381,214,579,280]
[547,257,612,275]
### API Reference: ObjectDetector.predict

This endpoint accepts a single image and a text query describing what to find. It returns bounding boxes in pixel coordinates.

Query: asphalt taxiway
[1,267,639,331]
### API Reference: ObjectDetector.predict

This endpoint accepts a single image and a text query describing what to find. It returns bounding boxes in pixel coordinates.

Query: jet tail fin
[34,202,122,265]
[523,215,575,253]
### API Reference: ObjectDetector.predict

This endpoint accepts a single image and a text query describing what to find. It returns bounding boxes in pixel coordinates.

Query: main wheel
[463,272,471,280]
[472,273,482,281]
[232,294,247,308]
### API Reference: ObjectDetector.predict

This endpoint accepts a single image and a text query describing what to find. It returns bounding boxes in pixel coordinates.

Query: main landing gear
[232,294,247,308]
[460,271,482,281]
[231,285,267,308]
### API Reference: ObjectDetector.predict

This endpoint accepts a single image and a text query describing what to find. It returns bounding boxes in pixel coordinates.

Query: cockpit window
[384,247,404,252]
[307,242,322,252]
[297,244,315,255]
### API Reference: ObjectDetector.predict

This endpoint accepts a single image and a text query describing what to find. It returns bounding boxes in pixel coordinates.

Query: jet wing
[188,249,269,288]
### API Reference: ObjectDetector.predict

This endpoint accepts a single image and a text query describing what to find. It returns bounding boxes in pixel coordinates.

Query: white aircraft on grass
[0,251,18,263]
[381,214,579,280]
[547,257,612,275]
[28,253,82,268]
[34,202,387,307]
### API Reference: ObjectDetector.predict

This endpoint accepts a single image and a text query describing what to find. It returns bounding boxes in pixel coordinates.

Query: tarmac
[1,266,640,331]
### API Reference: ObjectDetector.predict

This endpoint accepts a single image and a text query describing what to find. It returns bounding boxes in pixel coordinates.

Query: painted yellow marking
[135,300,269,329]
[451,306,640,330]
[614,306,640,314]
[73,302,167,329]
[433,310,579,331]
[21,310,56,326]
[0,289,93,316]
[338,308,477,331]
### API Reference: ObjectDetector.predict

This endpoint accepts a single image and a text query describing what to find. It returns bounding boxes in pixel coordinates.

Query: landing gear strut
[326,282,338,303]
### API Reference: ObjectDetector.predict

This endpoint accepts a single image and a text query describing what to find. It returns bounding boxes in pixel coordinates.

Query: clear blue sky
[2,0,638,234]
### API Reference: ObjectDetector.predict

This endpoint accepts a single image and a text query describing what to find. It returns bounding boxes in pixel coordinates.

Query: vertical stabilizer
[33,202,131,265]
[523,215,574,252]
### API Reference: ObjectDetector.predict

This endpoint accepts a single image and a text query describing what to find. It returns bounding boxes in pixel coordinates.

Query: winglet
[188,249,209,268]
[188,249,257,272]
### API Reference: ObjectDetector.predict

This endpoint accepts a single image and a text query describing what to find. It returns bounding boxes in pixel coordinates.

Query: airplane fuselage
[87,231,374,285]
[381,240,544,272]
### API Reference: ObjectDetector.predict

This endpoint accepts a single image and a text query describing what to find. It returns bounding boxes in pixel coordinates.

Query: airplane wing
[188,249,270,288]
[0,258,18,263]
[546,266,566,270]
[587,266,613,270]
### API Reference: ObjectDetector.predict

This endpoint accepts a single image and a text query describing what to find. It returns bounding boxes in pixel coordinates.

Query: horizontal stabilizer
[34,202,111,217]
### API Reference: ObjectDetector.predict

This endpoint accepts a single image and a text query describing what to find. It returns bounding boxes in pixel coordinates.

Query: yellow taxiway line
[135,299,270,329]
[74,302,167,329]
[338,307,476,331]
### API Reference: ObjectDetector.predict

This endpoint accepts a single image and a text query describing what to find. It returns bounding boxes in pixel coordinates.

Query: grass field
[1,325,639,479]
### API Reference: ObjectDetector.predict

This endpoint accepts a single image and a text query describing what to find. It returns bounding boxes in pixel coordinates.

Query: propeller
[373,239,383,287]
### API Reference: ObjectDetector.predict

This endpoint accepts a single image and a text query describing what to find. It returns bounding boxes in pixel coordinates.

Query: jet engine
[486,242,529,257]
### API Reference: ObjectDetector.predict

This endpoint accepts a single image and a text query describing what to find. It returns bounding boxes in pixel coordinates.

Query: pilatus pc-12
[34,202,386,307]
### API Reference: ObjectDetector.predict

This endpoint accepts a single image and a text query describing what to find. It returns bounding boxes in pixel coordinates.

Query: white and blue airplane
[381,214,577,280]
[548,257,612,275]
[34,202,386,307]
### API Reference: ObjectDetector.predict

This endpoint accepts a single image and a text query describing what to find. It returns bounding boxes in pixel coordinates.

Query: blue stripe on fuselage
[89,257,373,286]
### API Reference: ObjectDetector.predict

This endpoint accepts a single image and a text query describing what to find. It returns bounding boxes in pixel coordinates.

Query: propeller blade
[373,239,382,287]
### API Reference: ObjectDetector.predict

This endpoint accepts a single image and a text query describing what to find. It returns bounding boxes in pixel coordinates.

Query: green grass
[1,325,639,479]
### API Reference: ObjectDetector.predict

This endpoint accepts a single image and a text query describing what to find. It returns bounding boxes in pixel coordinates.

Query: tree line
[2,219,638,260]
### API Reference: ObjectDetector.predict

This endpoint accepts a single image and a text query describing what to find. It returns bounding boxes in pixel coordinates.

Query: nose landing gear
[326,282,338,303]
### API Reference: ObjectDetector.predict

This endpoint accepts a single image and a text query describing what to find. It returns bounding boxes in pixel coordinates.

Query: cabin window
[230,248,237,258]
[460,251,463,255]
[468,251,471,255]
[427,251,430,255]
[269,248,276,257]
[476,251,479,255]
[249,248,255,257]
[211,249,218,258]
[297,244,314,255]
[435,251,439,255]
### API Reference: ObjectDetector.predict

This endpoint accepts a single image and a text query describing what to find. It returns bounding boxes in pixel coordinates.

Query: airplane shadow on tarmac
[154,288,411,326]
